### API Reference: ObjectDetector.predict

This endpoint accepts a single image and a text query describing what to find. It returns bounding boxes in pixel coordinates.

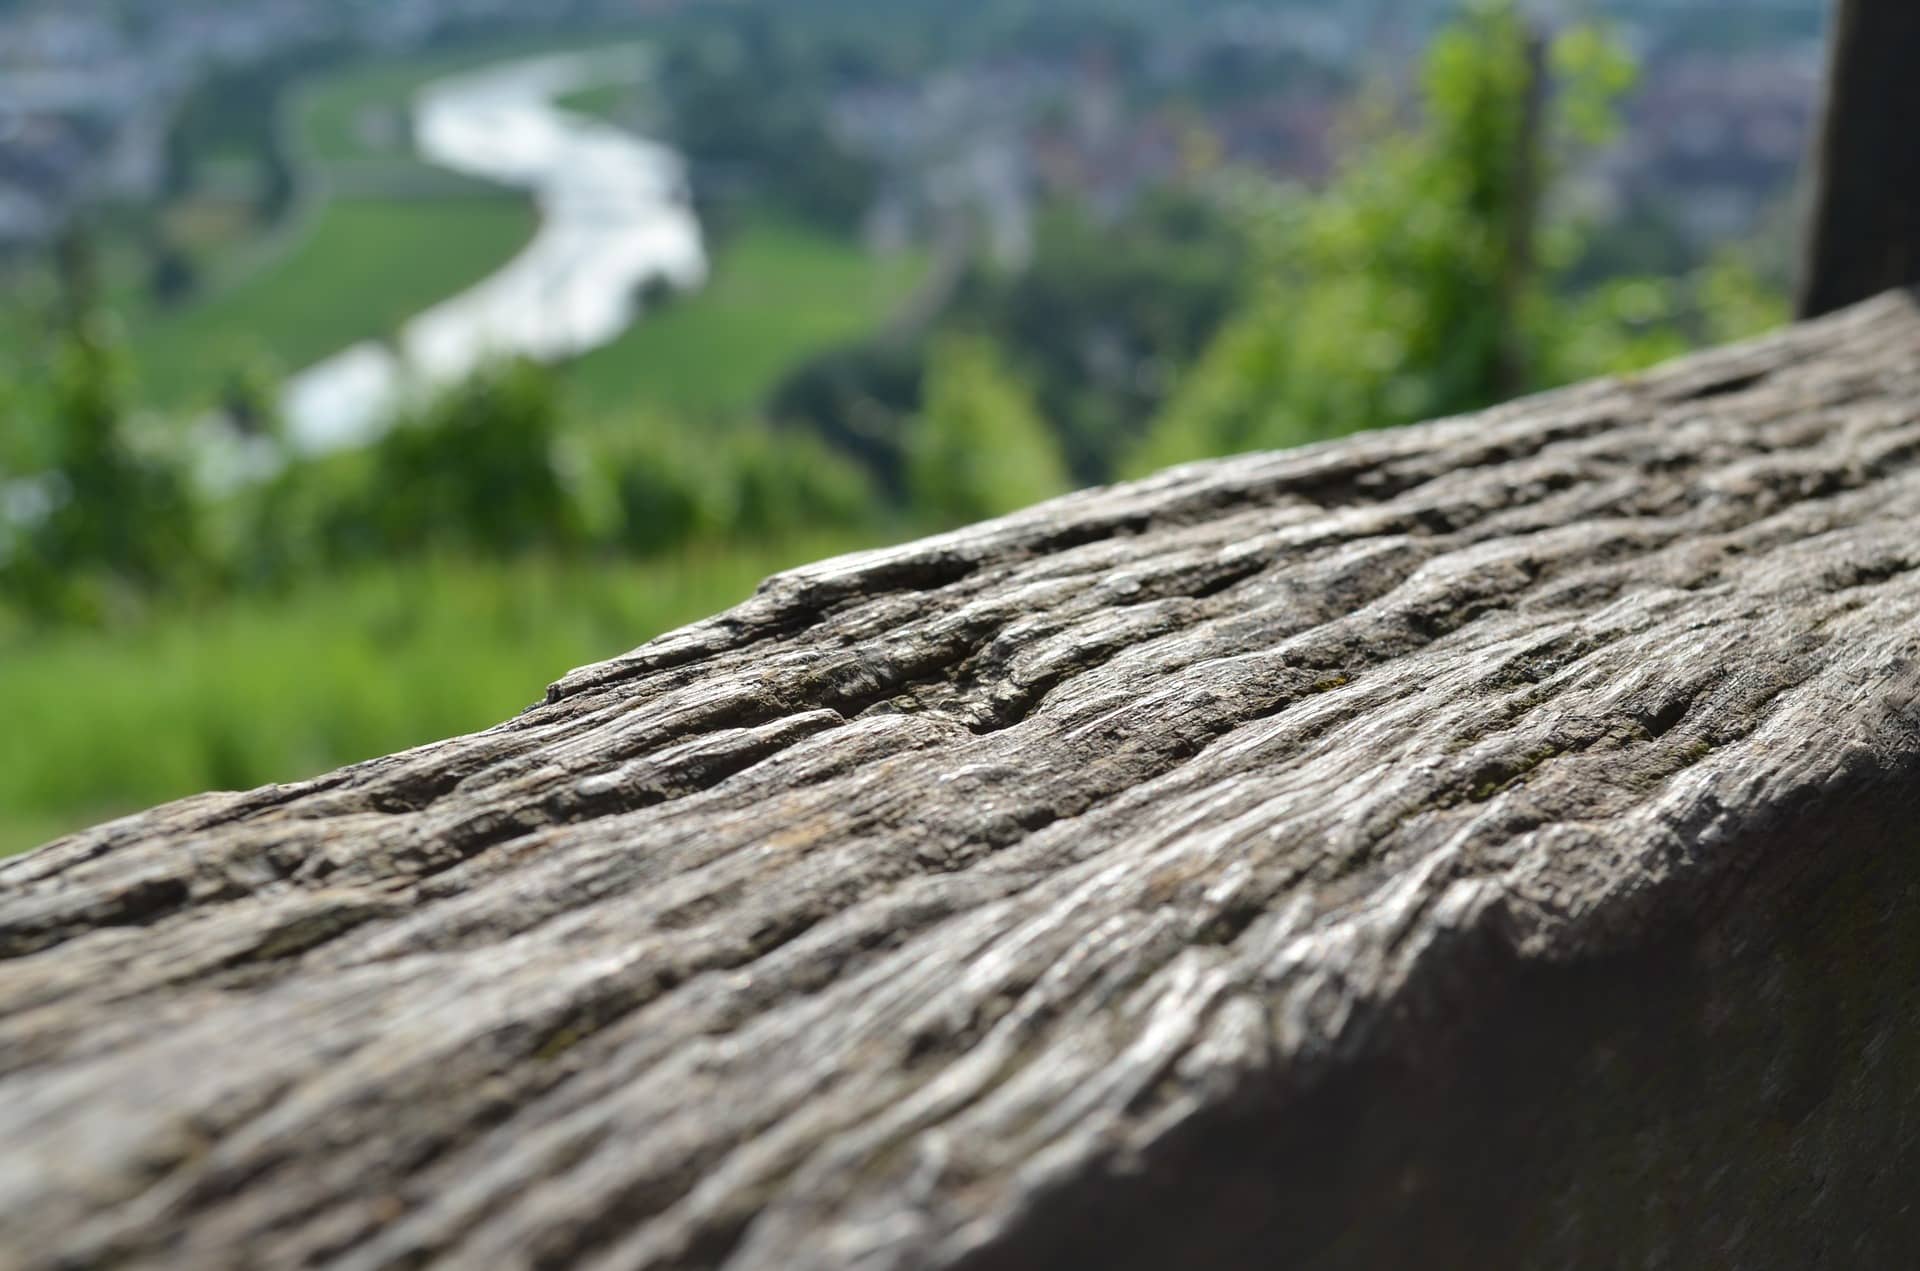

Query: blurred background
[0,0,1823,854]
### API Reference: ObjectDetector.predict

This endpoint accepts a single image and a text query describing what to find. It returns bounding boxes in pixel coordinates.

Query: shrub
[908,334,1071,527]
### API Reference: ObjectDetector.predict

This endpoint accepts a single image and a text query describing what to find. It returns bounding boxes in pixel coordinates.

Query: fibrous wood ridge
[6,293,1920,1269]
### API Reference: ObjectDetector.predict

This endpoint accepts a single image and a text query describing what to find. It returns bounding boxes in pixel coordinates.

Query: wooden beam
[6,295,1920,1267]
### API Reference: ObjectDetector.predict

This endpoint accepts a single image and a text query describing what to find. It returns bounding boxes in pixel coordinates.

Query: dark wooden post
[1797,0,1920,317]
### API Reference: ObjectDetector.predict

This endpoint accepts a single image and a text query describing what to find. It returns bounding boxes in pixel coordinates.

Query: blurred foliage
[1,240,204,622]
[228,362,885,586]
[909,334,1071,526]
[567,213,926,422]
[955,192,1249,482]
[166,44,352,224]
[1,0,1799,854]
[130,198,537,414]
[588,420,879,555]
[1131,0,1786,474]
[337,361,586,557]
[772,190,1248,492]
[660,12,881,233]
[769,340,928,497]
[0,540,873,855]
[227,366,578,584]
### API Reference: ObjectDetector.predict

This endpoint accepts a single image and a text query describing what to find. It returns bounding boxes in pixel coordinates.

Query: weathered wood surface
[7,293,1920,1269]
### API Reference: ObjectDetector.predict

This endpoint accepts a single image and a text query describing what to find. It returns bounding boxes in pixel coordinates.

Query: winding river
[279,47,708,454]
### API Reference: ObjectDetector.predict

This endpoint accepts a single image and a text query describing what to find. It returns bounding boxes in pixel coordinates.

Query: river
[278,47,708,455]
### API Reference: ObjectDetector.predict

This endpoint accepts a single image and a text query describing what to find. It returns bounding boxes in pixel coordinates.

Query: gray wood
[6,292,1920,1269]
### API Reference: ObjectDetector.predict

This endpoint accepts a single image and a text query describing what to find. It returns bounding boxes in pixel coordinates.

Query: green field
[0,534,881,859]
[129,198,535,410]
[82,40,921,423]
[555,82,633,124]
[300,38,608,165]
[570,216,927,421]
[112,43,558,411]
[0,268,45,379]
[0,39,929,864]
[303,60,452,165]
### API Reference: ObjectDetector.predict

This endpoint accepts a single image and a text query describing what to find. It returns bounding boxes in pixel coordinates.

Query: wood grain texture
[7,292,1920,1269]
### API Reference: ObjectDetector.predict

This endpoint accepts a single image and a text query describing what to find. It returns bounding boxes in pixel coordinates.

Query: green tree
[237,362,592,581]
[661,16,879,233]
[957,194,1246,482]
[2,233,202,619]
[1129,2,1784,475]
[360,360,579,556]
[219,355,285,441]
[588,420,879,557]
[908,334,1071,526]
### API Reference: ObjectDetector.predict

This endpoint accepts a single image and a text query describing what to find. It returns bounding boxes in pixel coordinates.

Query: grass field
[0,267,47,379]
[569,215,927,422]
[129,198,535,410]
[93,41,920,422]
[296,46,925,426]
[303,61,448,165]
[0,42,929,863]
[113,42,561,411]
[300,38,603,165]
[0,533,883,859]
[554,82,633,124]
